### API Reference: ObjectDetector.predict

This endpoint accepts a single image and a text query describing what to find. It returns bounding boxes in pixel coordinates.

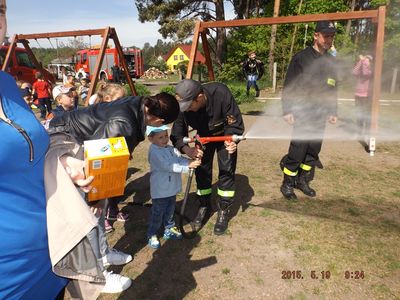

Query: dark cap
[175,79,203,112]
[315,21,336,34]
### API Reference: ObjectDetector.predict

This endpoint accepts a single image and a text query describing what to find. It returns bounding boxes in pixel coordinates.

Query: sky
[6,0,235,49]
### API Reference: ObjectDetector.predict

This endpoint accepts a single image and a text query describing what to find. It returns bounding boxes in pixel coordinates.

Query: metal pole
[272,62,277,93]
[390,67,398,94]
[303,24,308,49]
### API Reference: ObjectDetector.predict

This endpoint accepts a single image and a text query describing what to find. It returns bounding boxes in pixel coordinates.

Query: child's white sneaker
[148,235,160,249]
[101,270,132,293]
[102,248,133,267]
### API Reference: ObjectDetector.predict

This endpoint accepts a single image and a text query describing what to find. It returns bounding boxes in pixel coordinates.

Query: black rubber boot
[255,90,260,97]
[295,170,316,197]
[214,198,232,235]
[192,196,211,231]
[280,174,297,201]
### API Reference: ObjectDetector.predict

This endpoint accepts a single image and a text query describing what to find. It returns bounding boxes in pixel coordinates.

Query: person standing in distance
[170,79,244,235]
[352,54,373,143]
[242,51,265,97]
[280,21,338,201]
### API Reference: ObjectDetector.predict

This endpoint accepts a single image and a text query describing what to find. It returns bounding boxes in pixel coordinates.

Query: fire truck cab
[0,45,55,85]
[74,47,143,81]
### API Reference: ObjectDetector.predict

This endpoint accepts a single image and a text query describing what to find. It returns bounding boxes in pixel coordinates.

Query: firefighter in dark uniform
[280,21,338,200]
[171,79,245,235]
[242,51,265,97]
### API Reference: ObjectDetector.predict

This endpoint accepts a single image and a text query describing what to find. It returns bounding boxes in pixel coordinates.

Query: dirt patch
[95,107,400,299]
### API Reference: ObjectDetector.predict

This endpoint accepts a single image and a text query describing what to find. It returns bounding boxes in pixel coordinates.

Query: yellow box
[84,137,129,201]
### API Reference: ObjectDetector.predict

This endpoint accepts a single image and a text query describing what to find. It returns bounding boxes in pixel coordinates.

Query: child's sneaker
[105,219,114,233]
[102,248,133,267]
[148,235,160,249]
[107,211,129,222]
[101,270,132,293]
[163,226,183,240]
[116,212,129,222]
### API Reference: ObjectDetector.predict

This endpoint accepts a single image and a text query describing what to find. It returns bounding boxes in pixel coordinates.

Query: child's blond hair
[95,83,126,104]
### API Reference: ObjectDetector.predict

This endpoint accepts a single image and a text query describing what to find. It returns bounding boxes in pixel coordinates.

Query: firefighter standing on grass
[280,21,338,201]
[171,79,244,235]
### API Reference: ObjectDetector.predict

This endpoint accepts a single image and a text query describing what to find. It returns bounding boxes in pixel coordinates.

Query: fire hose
[177,134,245,239]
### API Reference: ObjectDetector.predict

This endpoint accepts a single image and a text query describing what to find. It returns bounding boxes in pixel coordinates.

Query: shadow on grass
[111,196,218,299]
[174,173,254,232]
[121,169,151,204]
[119,234,217,299]
[242,110,266,116]
[109,203,217,299]
[251,195,400,232]
[109,174,252,298]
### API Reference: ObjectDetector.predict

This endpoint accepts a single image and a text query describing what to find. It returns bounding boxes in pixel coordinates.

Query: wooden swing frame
[1,27,137,101]
[187,7,386,152]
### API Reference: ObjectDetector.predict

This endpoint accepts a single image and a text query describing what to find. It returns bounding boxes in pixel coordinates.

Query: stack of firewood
[140,67,168,79]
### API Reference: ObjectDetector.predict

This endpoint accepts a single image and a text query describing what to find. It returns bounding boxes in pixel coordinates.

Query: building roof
[164,44,206,64]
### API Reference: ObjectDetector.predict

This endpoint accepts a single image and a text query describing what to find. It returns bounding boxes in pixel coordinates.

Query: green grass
[96,109,400,299]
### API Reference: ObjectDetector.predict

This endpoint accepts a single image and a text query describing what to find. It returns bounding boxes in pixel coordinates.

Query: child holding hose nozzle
[170,79,245,235]
[146,125,201,249]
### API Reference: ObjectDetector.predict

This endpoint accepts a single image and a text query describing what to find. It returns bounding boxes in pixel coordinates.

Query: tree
[135,0,228,66]
[141,39,175,70]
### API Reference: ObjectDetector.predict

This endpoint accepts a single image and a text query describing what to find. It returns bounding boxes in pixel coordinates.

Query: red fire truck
[74,47,144,81]
[0,45,55,84]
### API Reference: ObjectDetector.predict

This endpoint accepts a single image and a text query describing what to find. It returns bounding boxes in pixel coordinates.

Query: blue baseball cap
[146,125,169,136]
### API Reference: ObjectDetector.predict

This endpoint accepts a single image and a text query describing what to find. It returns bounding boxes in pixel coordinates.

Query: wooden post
[369,6,386,155]
[187,21,201,79]
[111,28,137,96]
[268,0,281,76]
[87,27,111,102]
[1,34,17,71]
[200,30,215,81]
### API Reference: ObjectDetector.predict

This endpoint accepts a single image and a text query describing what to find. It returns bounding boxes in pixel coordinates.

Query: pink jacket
[352,59,372,97]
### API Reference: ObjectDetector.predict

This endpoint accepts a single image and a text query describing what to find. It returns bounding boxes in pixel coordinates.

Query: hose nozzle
[232,135,246,142]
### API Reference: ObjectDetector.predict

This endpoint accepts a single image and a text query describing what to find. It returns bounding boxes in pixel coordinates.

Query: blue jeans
[246,74,259,91]
[38,97,53,118]
[147,195,176,238]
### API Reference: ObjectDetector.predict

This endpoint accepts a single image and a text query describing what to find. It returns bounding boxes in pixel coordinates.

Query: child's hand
[189,158,201,169]
[183,145,203,159]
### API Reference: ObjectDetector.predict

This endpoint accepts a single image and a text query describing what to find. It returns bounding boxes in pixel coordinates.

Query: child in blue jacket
[146,125,201,249]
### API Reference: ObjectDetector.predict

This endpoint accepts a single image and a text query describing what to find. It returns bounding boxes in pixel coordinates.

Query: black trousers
[195,141,237,195]
[283,114,326,173]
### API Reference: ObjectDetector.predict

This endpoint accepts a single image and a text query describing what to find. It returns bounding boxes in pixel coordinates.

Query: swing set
[1,27,137,100]
[185,7,386,154]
